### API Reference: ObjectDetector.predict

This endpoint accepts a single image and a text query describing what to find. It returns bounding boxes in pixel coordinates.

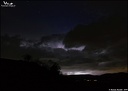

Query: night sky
[1,1,127,39]
[1,1,127,75]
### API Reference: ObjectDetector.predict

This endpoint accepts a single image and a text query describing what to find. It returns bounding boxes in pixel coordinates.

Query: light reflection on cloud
[20,41,34,48]
[39,41,85,51]
[20,40,85,51]
[39,41,65,49]
[66,46,85,51]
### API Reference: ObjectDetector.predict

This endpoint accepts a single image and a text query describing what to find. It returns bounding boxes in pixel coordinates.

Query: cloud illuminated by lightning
[39,41,85,51]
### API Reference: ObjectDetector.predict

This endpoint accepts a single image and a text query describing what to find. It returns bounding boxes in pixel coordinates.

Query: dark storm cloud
[61,56,127,72]
[1,33,127,74]
[62,44,127,71]
[60,35,127,72]
[62,14,127,72]
[63,15,127,48]
[2,1,126,39]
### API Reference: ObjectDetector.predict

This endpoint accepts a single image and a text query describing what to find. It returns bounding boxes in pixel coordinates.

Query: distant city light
[65,71,92,75]
[74,71,91,75]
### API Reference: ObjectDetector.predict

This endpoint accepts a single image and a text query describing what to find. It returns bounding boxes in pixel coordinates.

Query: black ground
[0,58,127,91]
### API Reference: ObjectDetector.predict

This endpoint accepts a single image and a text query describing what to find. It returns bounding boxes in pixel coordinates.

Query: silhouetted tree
[48,60,61,76]
[23,54,32,62]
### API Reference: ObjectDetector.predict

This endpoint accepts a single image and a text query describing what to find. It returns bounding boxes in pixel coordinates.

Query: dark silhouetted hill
[0,58,127,91]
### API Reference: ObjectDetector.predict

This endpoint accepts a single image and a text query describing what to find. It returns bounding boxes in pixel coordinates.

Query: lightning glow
[39,41,85,51]
[63,71,93,75]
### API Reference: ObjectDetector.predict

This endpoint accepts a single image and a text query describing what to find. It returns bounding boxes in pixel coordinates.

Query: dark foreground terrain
[0,58,128,91]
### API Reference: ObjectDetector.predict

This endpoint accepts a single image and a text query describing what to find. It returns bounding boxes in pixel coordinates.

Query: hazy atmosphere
[1,1,127,75]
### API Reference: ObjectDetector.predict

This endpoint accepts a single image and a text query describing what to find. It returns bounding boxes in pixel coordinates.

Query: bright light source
[94,80,97,81]
[74,71,90,75]
[65,71,92,75]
